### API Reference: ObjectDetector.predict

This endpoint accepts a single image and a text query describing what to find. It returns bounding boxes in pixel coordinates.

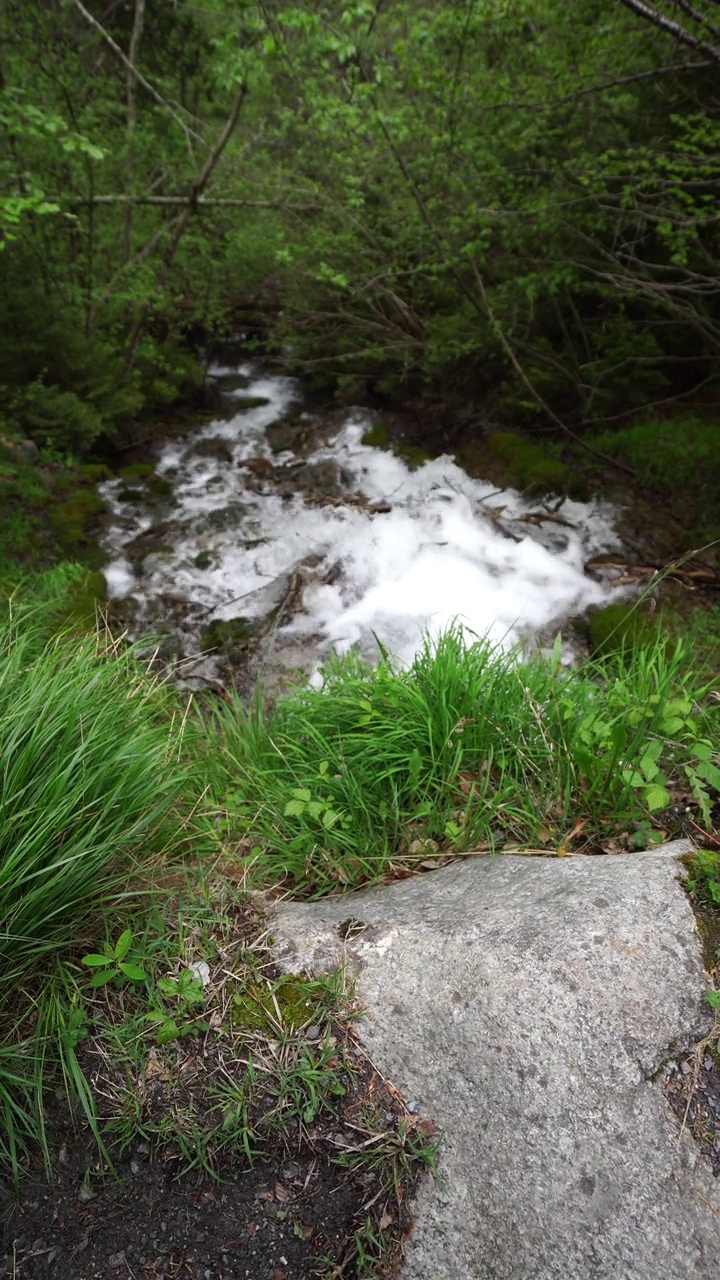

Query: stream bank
[96,360,625,697]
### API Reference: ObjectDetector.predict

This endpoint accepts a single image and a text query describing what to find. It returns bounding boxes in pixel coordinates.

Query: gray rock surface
[271,844,720,1279]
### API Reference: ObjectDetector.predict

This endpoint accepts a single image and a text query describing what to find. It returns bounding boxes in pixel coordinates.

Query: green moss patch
[50,489,108,551]
[230,975,319,1033]
[590,417,720,534]
[119,462,155,481]
[200,616,264,657]
[680,851,720,971]
[361,421,430,470]
[457,431,569,493]
[361,422,391,449]
[233,395,272,412]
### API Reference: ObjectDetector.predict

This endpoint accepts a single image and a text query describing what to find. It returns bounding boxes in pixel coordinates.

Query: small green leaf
[114,929,133,962]
[118,962,147,981]
[644,783,671,812]
[292,788,312,803]
[156,1019,180,1044]
[284,799,305,817]
[82,953,113,967]
[706,990,720,1008]
[695,760,720,790]
[408,747,422,785]
[89,969,116,988]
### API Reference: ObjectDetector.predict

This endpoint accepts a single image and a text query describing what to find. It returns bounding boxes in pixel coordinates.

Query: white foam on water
[100,367,622,667]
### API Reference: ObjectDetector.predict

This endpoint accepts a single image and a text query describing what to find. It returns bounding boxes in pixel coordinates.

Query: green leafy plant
[145,968,208,1044]
[685,850,720,907]
[82,929,148,989]
[205,626,718,894]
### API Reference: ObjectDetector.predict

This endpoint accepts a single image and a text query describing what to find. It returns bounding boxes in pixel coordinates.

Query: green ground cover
[0,568,716,1276]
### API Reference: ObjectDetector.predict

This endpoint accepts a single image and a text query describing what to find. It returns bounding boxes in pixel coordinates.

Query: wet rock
[190,437,234,464]
[125,523,182,570]
[293,460,344,499]
[202,503,250,533]
[239,456,276,476]
[265,412,312,455]
[145,593,192,626]
[200,615,265,658]
[0,434,40,464]
[105,595,142,632]
[140,549,175,576]
[233,395,272,412]
[272,842,720,1280]
[211,371,252,394]
[146,475,175,501]
[194,549,219,571]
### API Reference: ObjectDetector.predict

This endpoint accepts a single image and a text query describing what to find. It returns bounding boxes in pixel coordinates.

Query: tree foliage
[2,0,720,449]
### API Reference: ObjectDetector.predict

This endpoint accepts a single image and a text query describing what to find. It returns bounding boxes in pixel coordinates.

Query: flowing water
[99,362,623,687]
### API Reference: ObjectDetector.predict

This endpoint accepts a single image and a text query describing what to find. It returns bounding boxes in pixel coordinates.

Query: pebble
[109,1252,125,1268]
[190,959,211,987]
[680,1061,692,1076]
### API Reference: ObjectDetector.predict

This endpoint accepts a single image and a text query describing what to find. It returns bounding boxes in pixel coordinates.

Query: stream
[99,362,624,691]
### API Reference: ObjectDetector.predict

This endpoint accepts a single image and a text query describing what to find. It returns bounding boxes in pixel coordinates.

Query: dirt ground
[0,1063,422,1280]
[665,1031,720,1179]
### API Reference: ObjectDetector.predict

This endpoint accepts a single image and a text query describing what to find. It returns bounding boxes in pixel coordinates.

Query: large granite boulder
[271,844,720,1279]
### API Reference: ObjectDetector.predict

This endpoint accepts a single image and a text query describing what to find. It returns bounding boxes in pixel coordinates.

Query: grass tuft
[0,604,212,1177]
[205,625,718,895]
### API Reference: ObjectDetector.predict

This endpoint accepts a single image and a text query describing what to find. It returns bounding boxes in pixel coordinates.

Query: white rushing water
[100,363,622,670]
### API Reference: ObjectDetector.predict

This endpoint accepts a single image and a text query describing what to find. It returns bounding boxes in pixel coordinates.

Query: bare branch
[124,80,248,370]
[674,0,720,41]
[59,194,321,208]
[618,0,720,61]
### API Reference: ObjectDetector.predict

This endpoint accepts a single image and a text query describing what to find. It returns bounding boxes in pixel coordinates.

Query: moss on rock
[200,615,262,657]
[49,489,107,551]
[119,462,155,481]
[456,431,569,493]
